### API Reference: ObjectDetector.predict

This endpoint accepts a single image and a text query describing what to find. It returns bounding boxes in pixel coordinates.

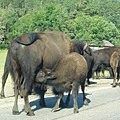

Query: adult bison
[110,51,120,87]
[72,40,92,56]
[3,31,74,116]
[0,31,91,116]
[72,40,94,85]
[36,52,88,113]
[92,46,120,78]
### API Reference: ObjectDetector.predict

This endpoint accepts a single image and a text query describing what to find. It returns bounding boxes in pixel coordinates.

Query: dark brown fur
[92,47,120,78]
[5,31,73,116]
[1,32,92,116]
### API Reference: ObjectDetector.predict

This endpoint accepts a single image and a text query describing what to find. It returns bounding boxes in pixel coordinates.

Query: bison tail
[16,33,40,46]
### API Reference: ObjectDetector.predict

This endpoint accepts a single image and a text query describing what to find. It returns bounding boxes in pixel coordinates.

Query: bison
[72,40,94,85]
[93,64,113,79]
[92,46,120,79]
[110,51,120,87]
[0,31,91,116]
[3,31,73,116]
[36,52,88,113]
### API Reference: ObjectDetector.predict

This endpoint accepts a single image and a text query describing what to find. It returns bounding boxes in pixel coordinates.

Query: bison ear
[83,42,88,50]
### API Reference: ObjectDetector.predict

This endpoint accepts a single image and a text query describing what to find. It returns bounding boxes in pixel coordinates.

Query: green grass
[0,49,8,77]
[0,49,14,94]
[94,71,110,78]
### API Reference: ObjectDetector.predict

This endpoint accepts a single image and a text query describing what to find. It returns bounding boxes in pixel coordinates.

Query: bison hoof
[84,99,88,105]
[85,83,89,86]
[0,94,5,99]
[112,83,116,87]
[74,109,79,113]
[51,109,56,112]
[12,110,20,115]
[51,108,60,112]
[26,111,35,116]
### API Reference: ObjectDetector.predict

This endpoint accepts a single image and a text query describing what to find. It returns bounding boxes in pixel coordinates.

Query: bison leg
[0,52,10,99]
[39,92,46,107]
[85,78,90,86]
[72,83,79,113]
[34,85,47,107]
[39,87,47,107]
[20,83,35,116]
[0,71,9,98]
[81,81,88,105]
[23,94,35,116]
[52,87,66,108]
[113,67,117,87]
[51,93,63,112]
[12,77,26,115]
[117,68,120,86]
[64,90,71,106]
[12,83,20,115]
[59,92,70,108]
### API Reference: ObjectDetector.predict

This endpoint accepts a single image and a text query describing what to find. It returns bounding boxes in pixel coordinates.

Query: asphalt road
[0,78,120,120]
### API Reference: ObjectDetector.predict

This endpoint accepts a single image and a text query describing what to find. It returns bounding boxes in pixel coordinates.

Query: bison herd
[0,31,120,116]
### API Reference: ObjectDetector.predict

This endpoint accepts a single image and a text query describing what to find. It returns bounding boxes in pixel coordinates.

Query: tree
[7,3,66,41]
[1,0,120,48]
[70,14,120,46]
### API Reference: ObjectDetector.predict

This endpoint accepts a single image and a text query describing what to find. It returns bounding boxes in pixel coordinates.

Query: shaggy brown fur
[37,52,88,113]
[110,51,120,87]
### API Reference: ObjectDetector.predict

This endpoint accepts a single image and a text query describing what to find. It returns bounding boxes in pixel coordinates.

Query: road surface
[0,78,120,120]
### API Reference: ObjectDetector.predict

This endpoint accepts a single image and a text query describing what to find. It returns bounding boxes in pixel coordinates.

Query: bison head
[83,43,93,56]
[72,40,92,56]
[36,68,57,83]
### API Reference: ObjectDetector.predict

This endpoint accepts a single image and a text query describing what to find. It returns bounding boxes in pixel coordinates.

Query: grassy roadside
[0,49,7,77]
[0,49,14,98]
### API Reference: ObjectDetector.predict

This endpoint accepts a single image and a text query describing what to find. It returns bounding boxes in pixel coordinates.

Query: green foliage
[8,3,66,40]
[4,10,19,39]
[33,4,65,31]
[65,14,120,46]
[8,14,34,39]
[0,41,9,49]
[0,0,120,49]
[0,8,6,40]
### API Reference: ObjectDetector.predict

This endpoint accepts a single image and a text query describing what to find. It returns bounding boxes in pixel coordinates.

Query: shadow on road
[19,92,91,114]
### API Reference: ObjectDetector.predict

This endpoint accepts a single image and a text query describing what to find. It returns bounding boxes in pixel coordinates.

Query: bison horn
[83,42,88,50]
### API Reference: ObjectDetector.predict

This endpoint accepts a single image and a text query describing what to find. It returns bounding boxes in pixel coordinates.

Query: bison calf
[37,52,88,113]
[110,51,120,87]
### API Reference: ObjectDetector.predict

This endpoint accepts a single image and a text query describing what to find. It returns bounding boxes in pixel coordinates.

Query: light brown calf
[110,51,120,87]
